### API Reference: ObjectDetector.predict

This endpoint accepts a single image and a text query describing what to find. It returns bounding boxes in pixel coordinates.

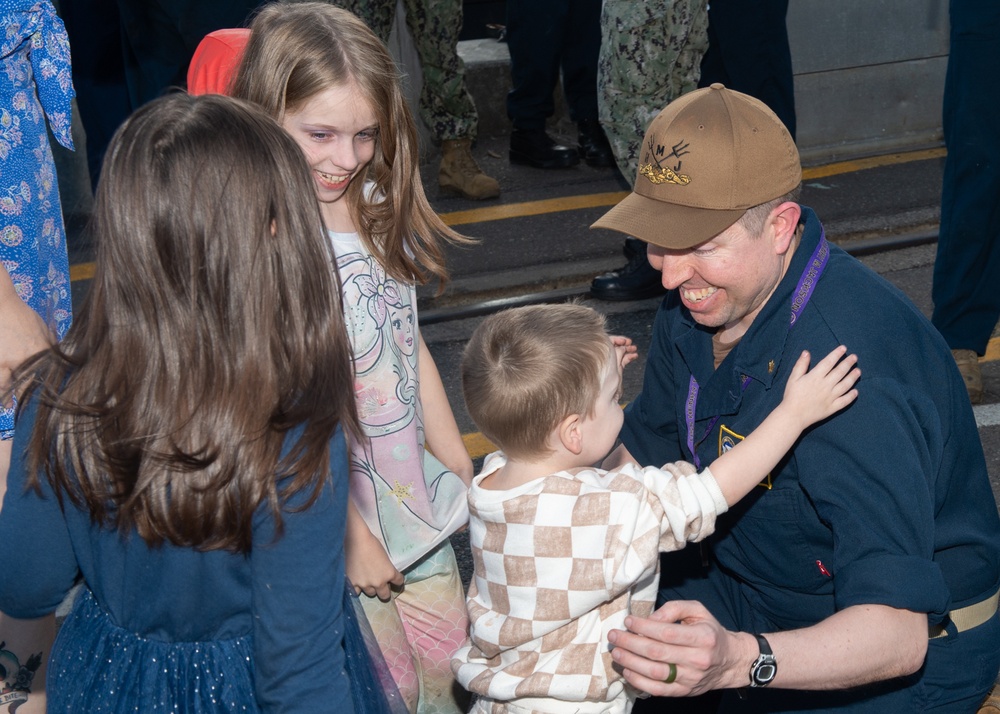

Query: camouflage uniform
[332,0,478,142]
[597,0,708,183]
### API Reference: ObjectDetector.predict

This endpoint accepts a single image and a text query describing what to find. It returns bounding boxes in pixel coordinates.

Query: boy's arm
[710,347,859,506]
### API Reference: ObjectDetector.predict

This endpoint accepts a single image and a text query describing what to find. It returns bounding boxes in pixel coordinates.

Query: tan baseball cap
[592,84,801,249]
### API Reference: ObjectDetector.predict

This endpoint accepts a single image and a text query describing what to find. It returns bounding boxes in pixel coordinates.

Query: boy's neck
[481,452,591,491]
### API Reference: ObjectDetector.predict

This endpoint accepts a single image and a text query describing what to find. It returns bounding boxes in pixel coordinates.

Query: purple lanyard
[685,233,830,468]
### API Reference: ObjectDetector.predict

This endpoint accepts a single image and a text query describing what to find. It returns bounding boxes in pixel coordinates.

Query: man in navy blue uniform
[592,84,1000,712]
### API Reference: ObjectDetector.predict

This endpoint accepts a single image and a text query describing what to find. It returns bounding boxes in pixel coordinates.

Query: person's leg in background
[321,0,499,200]
[559,0,613,168]
[697,0,796,139]
[60,0,131,188]
[505,0,579,169]
[590,0,708,301]
[116,0,258,110]
[116,0,186,109]
[333,0,395,38]
[403,0,500,200]
[931,0,1000,406]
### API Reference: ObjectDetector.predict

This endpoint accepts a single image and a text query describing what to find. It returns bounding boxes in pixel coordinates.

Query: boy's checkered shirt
[452,452,727,708]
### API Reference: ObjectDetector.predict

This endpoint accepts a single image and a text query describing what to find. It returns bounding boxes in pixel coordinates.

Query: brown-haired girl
[0,93,361,711]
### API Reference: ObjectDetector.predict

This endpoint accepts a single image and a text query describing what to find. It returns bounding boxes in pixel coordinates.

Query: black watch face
[755,661,777,684]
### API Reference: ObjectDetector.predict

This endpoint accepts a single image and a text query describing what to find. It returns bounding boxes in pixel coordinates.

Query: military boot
[439,139,500,200]
[952,348,983,403]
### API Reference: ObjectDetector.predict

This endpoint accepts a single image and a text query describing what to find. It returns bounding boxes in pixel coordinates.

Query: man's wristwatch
[748,634,777,687]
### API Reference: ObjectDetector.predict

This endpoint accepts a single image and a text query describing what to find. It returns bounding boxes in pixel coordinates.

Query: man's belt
[929,588,999,639]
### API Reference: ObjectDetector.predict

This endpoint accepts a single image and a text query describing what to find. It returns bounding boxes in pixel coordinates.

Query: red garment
[186,28,249,96]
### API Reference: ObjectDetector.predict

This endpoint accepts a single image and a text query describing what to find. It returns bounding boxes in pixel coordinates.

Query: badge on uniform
[719,424,772,489]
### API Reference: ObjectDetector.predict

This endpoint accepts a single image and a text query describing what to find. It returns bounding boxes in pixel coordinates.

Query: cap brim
[592,192,747,249]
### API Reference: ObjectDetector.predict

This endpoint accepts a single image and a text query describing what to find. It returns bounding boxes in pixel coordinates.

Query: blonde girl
[230,4,474,712]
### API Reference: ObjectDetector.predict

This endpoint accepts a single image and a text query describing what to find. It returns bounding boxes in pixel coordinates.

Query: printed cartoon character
[388,302,415,358]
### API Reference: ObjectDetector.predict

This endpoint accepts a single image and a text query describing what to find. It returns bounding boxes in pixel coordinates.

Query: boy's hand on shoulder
[782,346,860,429]
[611,335,639,369]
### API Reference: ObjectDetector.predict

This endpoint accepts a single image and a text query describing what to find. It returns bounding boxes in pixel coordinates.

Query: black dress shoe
[590,237,667,301]
[510,128,580,169]
[577,119,615,168]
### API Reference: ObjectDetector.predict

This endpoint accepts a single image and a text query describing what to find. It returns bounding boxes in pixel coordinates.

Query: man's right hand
[608,599,754,697]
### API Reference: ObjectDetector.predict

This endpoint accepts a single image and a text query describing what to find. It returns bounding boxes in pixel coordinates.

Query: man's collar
[722,207,823,389]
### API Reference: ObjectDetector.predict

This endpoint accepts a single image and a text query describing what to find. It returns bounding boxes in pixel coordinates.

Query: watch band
[748,634,777,687]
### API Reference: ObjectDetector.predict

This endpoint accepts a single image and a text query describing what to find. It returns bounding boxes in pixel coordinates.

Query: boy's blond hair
[461,304,612,459]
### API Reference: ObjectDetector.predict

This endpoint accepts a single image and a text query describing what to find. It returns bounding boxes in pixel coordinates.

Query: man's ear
[770,201,802,254]
[557,414,584,455]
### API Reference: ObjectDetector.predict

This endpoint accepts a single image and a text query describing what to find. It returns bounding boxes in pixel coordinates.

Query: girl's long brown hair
[16,93,359,553]
[230,1,472,288]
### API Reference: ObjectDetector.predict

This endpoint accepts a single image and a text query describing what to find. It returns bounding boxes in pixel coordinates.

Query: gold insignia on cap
[768,360,775,373]
[639,163,691,186]
[640,138,692,186]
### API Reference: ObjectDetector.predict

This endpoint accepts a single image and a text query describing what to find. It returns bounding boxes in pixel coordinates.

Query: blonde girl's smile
[315,168,351,190]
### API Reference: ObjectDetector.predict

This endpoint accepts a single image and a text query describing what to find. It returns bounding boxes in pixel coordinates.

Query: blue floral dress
[0,0,74,439]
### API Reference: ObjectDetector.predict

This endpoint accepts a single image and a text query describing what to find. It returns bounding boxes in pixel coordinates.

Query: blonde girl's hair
[230,1,471,287]
[461,304,611,460]
[17,93,359,553]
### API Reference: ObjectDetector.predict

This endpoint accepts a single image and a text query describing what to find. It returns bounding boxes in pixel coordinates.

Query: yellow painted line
[70,262,95,282]
[463,432,497,460]
[440,191,628,227]
[982,337,1000,363]
[801,147,947,180]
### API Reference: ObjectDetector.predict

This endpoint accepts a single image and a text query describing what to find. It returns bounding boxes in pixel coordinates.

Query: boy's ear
[557,414,584,455]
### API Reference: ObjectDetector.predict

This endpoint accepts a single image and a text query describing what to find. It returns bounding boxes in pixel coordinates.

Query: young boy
[451,304,859,714]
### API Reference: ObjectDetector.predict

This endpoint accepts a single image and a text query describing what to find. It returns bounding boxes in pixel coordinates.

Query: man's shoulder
[812,247,929,332]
